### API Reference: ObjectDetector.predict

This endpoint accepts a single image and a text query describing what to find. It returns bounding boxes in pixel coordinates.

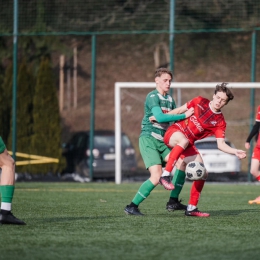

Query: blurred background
[0,0,260,180]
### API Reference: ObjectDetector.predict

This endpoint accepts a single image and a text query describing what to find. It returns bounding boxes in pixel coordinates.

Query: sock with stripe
[130,179,156,207]
[169,168,186,200]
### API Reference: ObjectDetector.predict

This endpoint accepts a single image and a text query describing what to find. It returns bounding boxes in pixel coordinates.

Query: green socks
[1,185,15,203]
[170,169,186,199]
[132,179,156,206]
[129,170,185,208]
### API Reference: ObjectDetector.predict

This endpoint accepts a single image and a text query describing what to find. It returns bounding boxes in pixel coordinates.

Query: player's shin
[0,185,14,211]
[131,179,156,206]
[169,169,186,200]
[188,180,205,209]
[165,168,187,211]
[163,145,185,175]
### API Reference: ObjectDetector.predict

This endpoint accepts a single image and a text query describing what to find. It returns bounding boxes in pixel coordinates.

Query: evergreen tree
[7,61,35,173]
[31,58,65,174]
[0,63,12,144]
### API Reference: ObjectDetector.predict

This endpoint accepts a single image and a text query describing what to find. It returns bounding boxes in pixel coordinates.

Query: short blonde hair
[154,67,173,80]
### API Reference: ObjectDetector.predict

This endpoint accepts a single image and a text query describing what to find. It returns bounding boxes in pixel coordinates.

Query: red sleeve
[214,120,226,139]
[256,106,260,122]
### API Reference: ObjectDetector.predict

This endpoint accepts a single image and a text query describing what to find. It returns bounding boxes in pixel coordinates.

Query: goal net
[115,82,260,184]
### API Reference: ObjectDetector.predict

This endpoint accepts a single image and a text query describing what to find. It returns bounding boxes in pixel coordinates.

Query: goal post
[115,82,260,184]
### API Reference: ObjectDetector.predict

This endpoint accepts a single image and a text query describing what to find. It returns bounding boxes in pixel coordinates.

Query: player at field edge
[0,137,25,225]
[159,82,247,217]
[124,67,194,216]
[245,105,260,204]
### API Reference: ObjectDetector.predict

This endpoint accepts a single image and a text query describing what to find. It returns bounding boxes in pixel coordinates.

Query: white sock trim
[1,202,11,211]
[187,204,197,211]
[161,170,170,177]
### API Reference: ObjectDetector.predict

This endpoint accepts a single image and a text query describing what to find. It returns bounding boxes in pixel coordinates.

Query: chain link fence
[0,0,259,175]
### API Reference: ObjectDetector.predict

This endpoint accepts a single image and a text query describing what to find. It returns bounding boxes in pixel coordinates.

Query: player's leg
[166,159,188,211]
[183,154,210,217]
[158,142,175,190]
[249,147,260,180]
[248,147,260,204]
[166,145,198,211]
[124,136,166,216]
[162,131,189,176]
[0,144,25,225]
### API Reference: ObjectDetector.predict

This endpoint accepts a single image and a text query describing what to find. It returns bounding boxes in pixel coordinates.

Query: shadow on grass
[35,208,260,223]
[208,208,260,216]
[38,213,173,223]
[146,208,260,218]
[40,215,126,223]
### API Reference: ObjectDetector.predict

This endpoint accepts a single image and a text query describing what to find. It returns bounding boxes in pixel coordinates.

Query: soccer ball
[185,161,207,181]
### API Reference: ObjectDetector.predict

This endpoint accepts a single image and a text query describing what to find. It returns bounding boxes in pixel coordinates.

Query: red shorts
[164,126,199,158]
[252,146,260,160]
[164,125,184,146]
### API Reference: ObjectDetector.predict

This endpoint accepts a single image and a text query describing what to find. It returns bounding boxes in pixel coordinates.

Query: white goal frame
[115,82,260,184]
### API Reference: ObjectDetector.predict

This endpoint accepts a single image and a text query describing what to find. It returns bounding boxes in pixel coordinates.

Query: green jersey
[140,89,176,141]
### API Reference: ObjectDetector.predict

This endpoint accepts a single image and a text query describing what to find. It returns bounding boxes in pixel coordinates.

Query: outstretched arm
[217,138,246,159]
[150,104,194,123]
[167,104,189,115]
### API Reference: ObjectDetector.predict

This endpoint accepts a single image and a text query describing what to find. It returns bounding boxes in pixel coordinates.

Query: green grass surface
[1,181,260,260]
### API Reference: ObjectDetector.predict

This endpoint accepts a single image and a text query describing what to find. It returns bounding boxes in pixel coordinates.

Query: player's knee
[250,169,259,177]
[6,156,15,171]
[156,173,162,183]
[150,176,160,186]
[182,138,190,148]
[176,160,186,171]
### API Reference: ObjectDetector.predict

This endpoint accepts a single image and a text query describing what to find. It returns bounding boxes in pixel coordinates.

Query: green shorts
[139,135,171,169]
[0,136,6,154]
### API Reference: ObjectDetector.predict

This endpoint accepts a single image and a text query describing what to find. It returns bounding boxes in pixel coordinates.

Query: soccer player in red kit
[161,82,247,217]
[245,105,260,204]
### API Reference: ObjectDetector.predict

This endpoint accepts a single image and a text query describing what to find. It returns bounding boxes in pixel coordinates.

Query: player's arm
[167,103,189,115]
[217,138,246,159]
[245,121,260,149]
[151,106,193,123]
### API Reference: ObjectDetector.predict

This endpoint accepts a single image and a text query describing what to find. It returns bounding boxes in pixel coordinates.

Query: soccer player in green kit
[124,67,194,216]
[0,137,25,225]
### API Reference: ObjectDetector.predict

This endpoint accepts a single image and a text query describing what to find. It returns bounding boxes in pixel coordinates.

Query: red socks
[165,145,185,172]
[188,180,205,206]
[256,175,260,181]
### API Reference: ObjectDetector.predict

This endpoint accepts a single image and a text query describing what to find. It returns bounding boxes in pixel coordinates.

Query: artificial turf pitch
[1,181,260,260]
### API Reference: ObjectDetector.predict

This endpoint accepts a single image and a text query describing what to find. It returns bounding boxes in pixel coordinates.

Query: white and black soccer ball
[185,161,207,181]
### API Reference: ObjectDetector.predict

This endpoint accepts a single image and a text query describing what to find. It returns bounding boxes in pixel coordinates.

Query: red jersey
[255,106,260,147]
[173,96,226,144]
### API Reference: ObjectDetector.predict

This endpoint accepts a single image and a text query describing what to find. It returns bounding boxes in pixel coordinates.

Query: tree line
[0,0,259,34]
[0,58,65,174]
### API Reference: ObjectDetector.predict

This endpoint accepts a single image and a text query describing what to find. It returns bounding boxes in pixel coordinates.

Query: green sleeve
[151,106,186,123]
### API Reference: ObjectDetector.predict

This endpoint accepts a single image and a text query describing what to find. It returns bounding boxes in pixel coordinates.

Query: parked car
[194,136,241,176]
[62,130,137,178]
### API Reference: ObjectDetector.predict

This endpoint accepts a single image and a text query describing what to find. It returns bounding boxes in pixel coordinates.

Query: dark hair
[215,82,234,103]
[154,67,173,80]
